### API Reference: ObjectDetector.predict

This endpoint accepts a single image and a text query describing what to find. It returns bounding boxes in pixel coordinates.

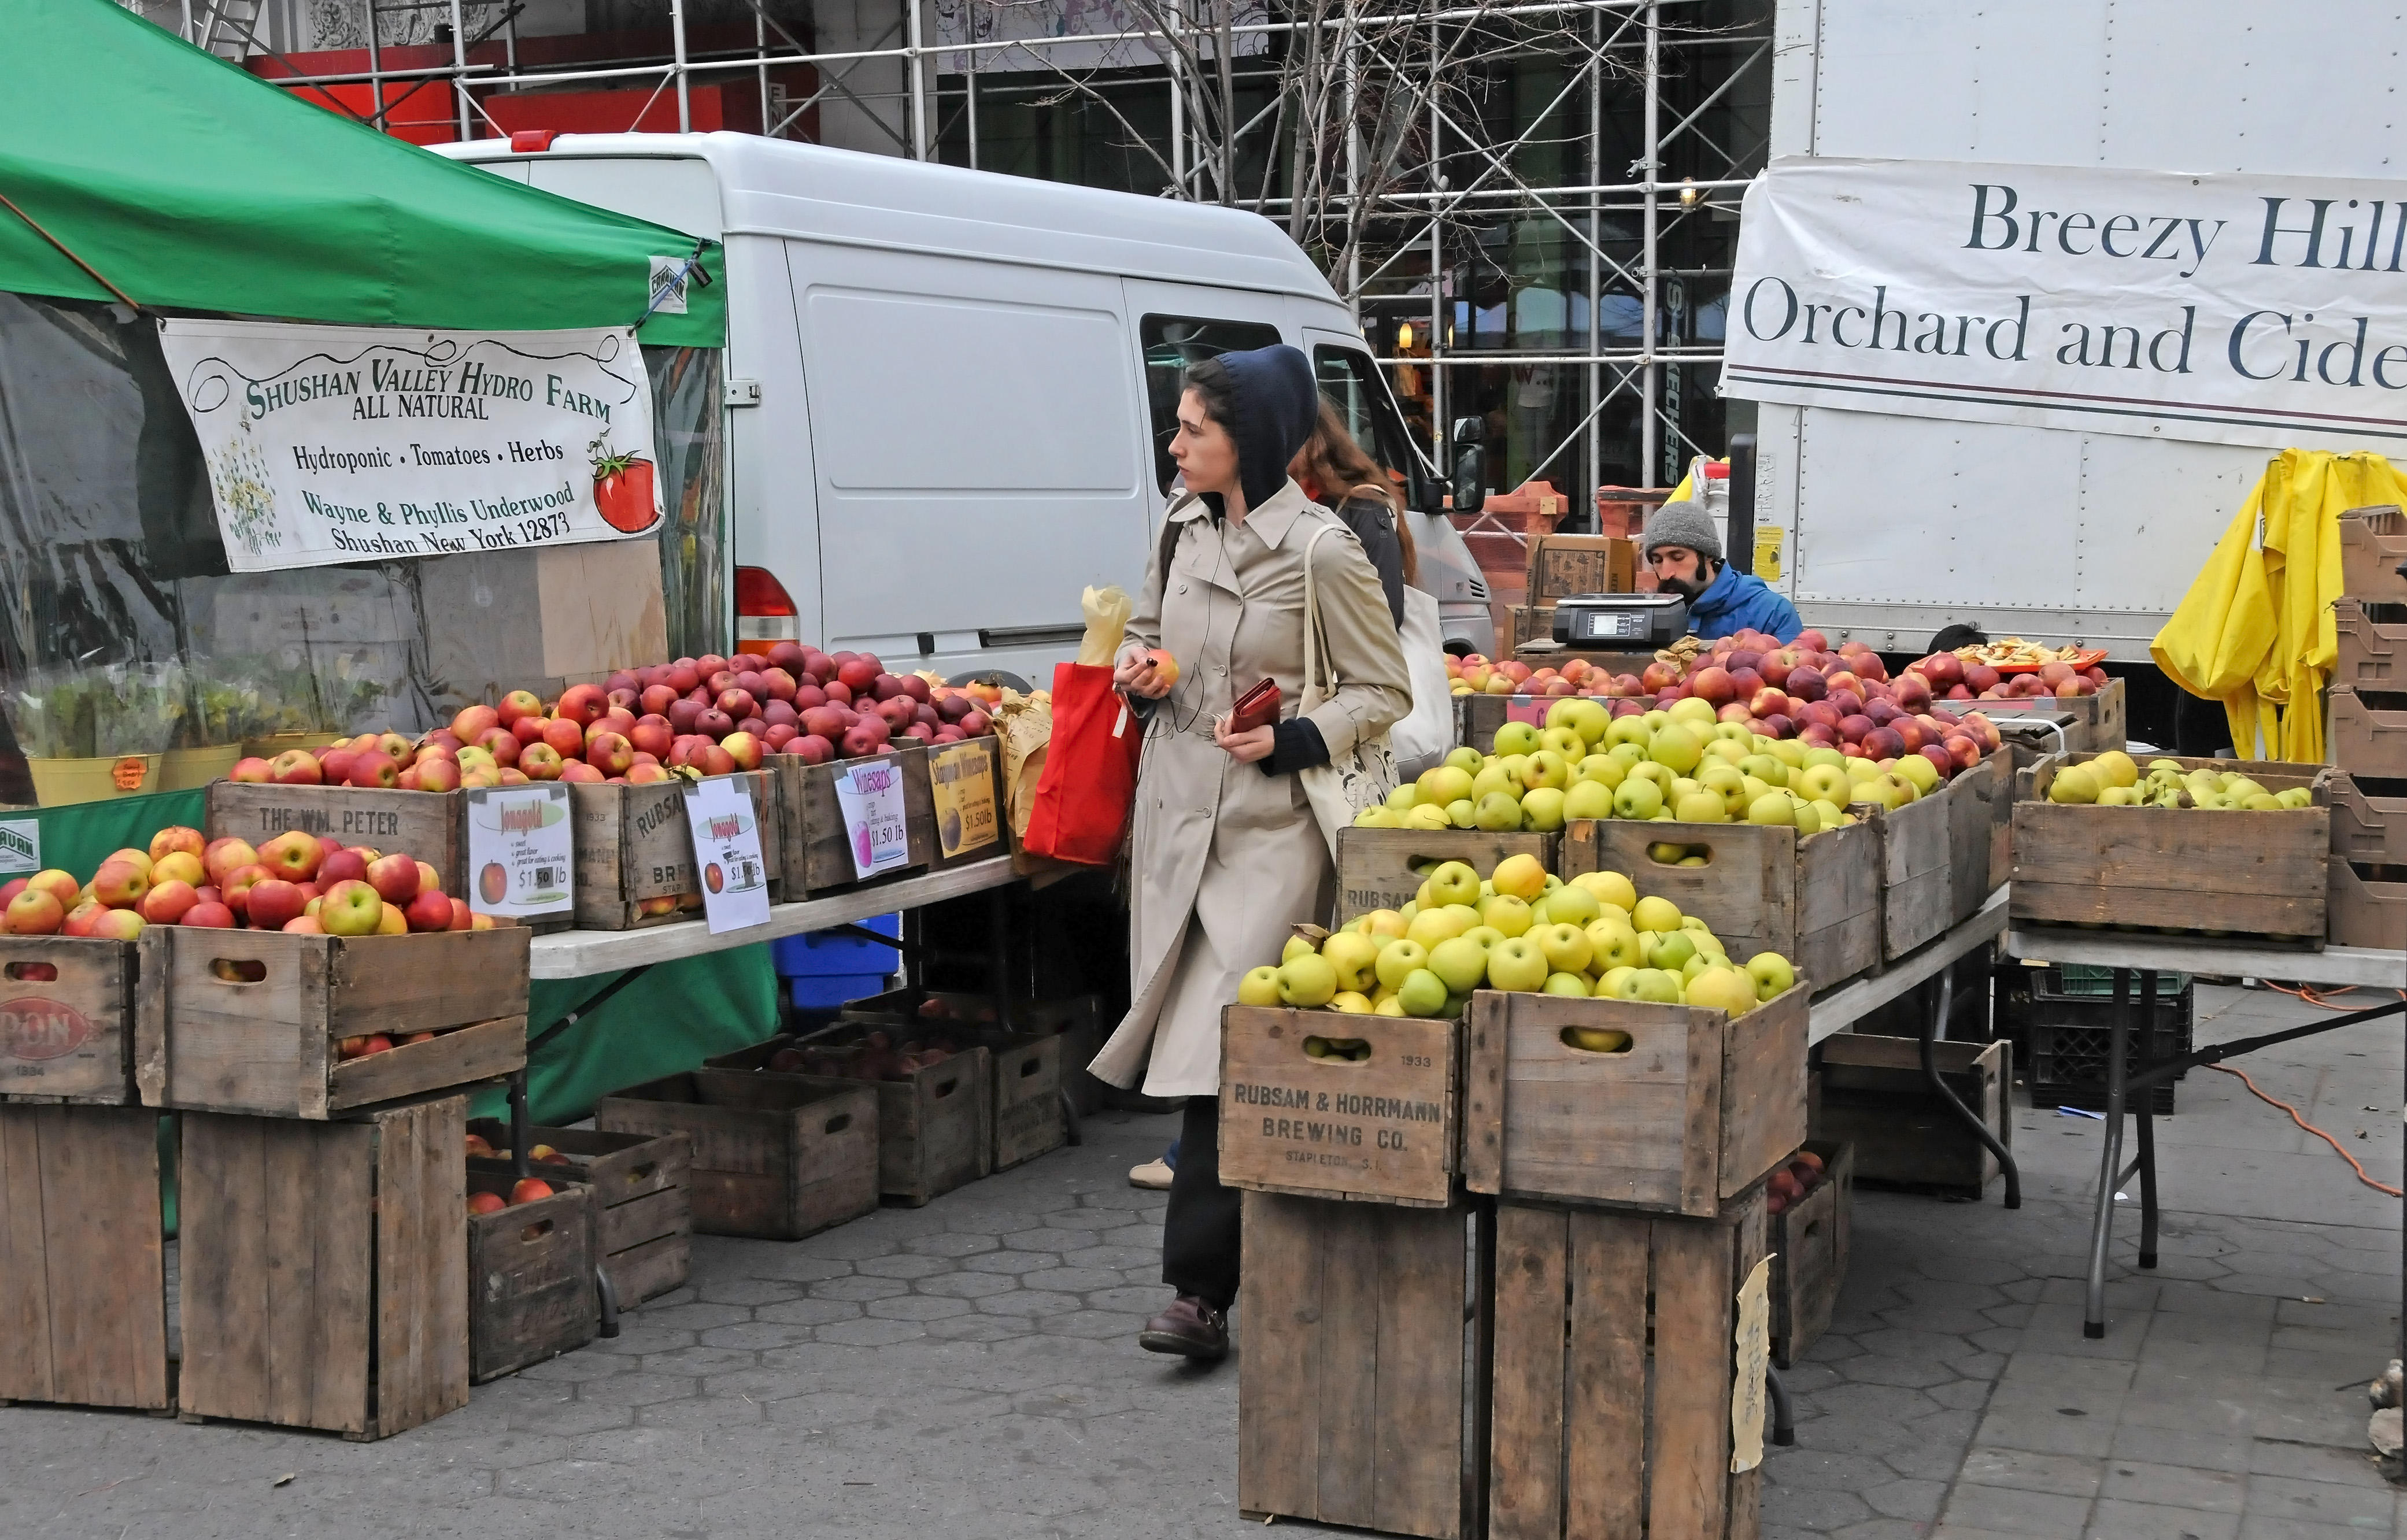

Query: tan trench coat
[1088,480,1413,1099]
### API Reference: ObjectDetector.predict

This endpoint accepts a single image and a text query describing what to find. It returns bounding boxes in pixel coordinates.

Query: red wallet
[1229,678,1282,734]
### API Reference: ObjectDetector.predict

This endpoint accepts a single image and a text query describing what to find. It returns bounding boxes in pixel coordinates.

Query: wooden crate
[469,1121,692,1304]
[0,935,139,1105]
[981,1032,1066,1171]
[0,1103,171,1411]
[595,1069,878,1241]
[771,746,937,898]
[1463,986,1807,1219]
[1863,790,1953,960]
[925,735,1008,871]
[715,1031,992,1206]
[1239,1191,1478,1540]
[1336,827,1559,925]
[1525,532,1637,601]
[1563,817,1881,994]
[1489,1192,1766,1540]
[1813,1036,2010,1198]
[2010,753,2330,941]
[1946,758,2007,924]
[205,782,466,900]
[1218,1006,1462,1207]
[135,926,530,1119]
[178,1094,468,1439]
[2339,504,2407,606]
[841,988,1108,1118]
[2328,689,2407,780]
[1770,1140,1853,1369]
[570,771,781,930]
[2329,860,2407,949]
[465,1169,598,1384]
[1509,605,1556,650]
[2329,773,2407,867]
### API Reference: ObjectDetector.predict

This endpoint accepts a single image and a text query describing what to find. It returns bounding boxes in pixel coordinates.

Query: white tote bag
[1296,524,1400,858]
[1388,585,1455,778]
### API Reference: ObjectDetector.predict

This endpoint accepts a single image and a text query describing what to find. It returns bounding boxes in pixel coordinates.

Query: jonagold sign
[1726,157,2407,449]
[160,319,664,572]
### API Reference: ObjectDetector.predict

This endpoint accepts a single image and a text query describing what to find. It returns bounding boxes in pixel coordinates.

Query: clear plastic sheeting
[0,291,726,802]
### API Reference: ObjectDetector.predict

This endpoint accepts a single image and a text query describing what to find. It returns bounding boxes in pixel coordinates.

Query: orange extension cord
[2208,979,2405,1197]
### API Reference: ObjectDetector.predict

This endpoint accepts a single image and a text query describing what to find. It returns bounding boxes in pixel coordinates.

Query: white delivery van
[434,132,1491,681]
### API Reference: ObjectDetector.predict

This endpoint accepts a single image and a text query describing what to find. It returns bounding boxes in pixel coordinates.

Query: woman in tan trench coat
[1087,345,1410,1360]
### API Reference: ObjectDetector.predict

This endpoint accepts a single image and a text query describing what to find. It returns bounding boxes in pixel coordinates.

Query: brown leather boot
[1138,1294,1229,1360]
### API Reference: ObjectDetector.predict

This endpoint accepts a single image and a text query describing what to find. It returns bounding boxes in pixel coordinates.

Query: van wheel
[948,669,1033,693]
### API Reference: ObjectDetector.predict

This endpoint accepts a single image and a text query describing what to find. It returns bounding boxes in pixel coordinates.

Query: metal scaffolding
[165,0,1767,501]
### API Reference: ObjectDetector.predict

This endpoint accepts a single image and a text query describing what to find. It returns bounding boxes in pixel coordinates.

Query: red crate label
[0,996,93,1061]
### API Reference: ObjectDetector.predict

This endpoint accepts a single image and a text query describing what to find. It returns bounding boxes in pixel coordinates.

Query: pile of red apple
[0,825,487,942]
[1906,651,2110,702]
[734,642,1000,765]
[1764,1147,1829,1217]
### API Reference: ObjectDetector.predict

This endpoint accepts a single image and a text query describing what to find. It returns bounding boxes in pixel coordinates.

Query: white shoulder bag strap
[1296,521,1398,858]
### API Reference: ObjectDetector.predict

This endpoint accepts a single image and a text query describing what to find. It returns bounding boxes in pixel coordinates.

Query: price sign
[1504,697,1551,727]
[0,818,39,878]
[685,776,771,934]
[927,741,1000,860]
[464,785,573,920]
[831,757,911,880]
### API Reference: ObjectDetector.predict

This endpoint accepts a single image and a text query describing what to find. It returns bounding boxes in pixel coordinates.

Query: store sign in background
[158,319,664,573]
[1727,157,2407,450]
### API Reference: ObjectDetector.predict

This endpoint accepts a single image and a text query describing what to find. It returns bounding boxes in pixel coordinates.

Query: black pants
[1160,1095,1241,1311]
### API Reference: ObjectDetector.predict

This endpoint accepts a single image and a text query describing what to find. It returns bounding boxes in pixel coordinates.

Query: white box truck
[434,132,1493,682]
[1748,0,2407,698]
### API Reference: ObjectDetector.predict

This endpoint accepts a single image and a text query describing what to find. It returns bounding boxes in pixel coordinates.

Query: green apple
[1479,894,1533,938]
[1484,935,1550,992]
[1632,968,1684,1003]
[1397,968,1451,1017]
[1573,870,1638,910]
[1647,928,1696,971]
[1538,726,1587,761]
[1426,860,1481,908]
[1598,965,1639,998]
[1446,745,1484,775]
[1574,753,1626,789]
[1404,804,1453,828]
[1428,935,1491,994]
[1283,935,1316,964]
[1607,742,1647,769]
[1474,793,1525,831]
[1746,951,1796,1001]
[1802,746,1846,771]
[1461,924,1504,952]
[1673,790,1727,824]
[1237,965,1283,1006]
[1535,921,1593,975]
[1630,895,1683,934]
[1541,884,1599,927]
[1564,699,1611,746]
[1520,786,1568,832]
[1277,952,1337,1007]
[1747,792,1796,826]
[1491,853,1547,899]
[1385,783,1419,809]
[1375,938,1430,991]
[1682,965,1757,1015]
[1894,753,1940,794]
[1543,971,1589,997]
[1447,798,1478,827]
[1353,805,1403,827]
[1417,764,1475,807]
[1604,716,1651,750]
[1520,750,1573,792]
[1613,778,1665,820]
[1471,762,1519,802]
[1666,697,1717,730]
[1647,724,1703,773]
[1586,921,1644,970]
[1321,930,1381,992]
[1492,721,1541,757]
[1563,779,1616,821]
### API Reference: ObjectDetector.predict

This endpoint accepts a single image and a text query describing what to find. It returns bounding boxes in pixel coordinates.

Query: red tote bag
[1023,661,1145,865]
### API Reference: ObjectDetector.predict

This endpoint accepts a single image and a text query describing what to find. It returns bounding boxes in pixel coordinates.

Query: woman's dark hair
[1292,399,1419,585]
[1929,623,1989,653]
[1181,355,1238,432]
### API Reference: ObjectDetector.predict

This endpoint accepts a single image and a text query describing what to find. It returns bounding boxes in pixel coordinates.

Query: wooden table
[2001,926,2407,1343]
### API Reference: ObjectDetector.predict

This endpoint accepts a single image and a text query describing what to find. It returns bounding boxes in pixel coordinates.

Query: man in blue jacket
[1640,499,1803,643]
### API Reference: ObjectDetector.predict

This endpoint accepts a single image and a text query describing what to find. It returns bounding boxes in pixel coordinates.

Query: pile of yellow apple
[2045,750,2316,810]
[1236,853,1796,1019]
[1355,695,1940,838]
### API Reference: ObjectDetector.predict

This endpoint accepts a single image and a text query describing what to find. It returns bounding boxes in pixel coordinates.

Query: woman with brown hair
[1290,399,1415,630]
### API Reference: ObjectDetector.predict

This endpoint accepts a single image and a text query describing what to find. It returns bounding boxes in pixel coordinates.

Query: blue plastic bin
[790,972,896,1011]
[771,913,900,978]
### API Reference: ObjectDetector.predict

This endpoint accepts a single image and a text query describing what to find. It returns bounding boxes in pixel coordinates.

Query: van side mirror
[1452,443,1486,514]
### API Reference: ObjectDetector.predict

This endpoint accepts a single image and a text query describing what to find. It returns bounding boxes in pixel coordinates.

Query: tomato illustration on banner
[684,776,770,934]
[590,434,661,535]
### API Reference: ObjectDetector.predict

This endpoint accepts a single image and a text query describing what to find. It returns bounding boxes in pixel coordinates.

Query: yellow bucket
[241,731,349,759]
[162,745,245,791]
[28,754,166,806]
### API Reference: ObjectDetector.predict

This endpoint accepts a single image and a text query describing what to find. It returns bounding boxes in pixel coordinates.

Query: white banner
[159,319,663,572]
[1726,157,2407,449]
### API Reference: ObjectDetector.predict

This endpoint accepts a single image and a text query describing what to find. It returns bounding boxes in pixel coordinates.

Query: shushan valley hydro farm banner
[158,320,664,572]
[1726,157,2407,449]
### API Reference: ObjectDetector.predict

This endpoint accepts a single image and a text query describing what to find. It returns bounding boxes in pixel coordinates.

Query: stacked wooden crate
[2328,505,2407,946]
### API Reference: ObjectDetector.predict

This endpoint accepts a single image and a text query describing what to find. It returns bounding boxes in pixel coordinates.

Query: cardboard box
[1524,534,1637,601]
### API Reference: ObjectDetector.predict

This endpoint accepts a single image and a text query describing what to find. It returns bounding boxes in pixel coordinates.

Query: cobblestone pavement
[3,984,2401,1539]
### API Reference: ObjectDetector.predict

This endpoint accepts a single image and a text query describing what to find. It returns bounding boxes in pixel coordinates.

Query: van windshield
[1140,314,1283,495]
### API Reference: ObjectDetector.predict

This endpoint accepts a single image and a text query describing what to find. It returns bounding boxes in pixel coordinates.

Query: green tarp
[0,1,724,348]
[17,790,780,1126]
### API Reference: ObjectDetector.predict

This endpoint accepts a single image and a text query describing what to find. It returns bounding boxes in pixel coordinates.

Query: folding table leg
[1918,967,2021,1208]
[2083,968,2132,1338]
[2135,969,2160,1270]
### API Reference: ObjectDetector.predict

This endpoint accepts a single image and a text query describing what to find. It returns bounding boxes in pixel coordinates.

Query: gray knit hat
[1641,499,1722,562]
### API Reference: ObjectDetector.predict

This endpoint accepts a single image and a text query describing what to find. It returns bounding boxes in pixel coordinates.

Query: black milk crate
[2020,968,2194,1116]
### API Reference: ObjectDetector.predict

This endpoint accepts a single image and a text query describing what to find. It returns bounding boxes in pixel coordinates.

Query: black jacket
[1332,493,1407,631]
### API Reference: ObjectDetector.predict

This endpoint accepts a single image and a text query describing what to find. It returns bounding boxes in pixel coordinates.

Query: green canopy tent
[0,0,723,347]
[0,1,771,1121]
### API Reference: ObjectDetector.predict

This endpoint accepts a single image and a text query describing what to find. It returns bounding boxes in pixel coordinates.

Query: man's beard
[1658,572,1703,600]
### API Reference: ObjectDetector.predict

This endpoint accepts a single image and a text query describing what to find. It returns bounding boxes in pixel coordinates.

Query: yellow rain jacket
[2151,449,2407,762]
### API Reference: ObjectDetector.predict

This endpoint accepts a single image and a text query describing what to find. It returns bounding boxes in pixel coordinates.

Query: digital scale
[1551,592,1692,648]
